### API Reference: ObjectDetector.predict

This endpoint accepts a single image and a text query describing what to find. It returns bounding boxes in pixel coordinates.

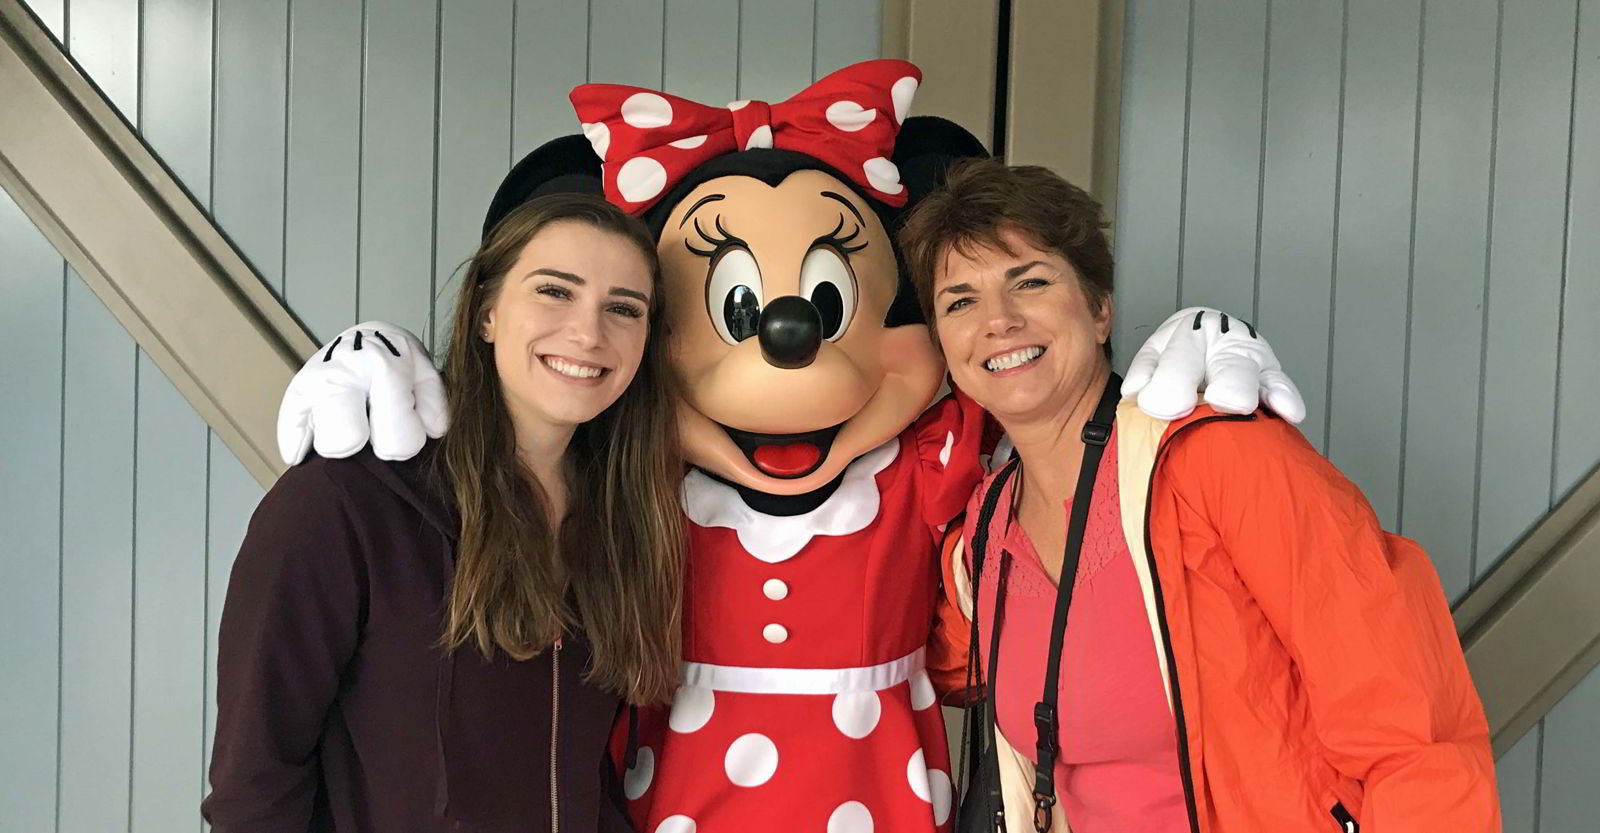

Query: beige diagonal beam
[0,0,314,487]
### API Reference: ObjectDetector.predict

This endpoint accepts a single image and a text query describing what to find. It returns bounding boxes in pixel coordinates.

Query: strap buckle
[1032,791,1057,832]
[1081,420,1111,446]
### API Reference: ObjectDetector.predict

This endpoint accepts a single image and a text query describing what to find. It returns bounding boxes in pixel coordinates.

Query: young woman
[202,192,684,833]
[905,160,1499,832]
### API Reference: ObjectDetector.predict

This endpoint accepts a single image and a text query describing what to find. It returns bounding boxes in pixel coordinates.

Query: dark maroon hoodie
[202,445,634,832]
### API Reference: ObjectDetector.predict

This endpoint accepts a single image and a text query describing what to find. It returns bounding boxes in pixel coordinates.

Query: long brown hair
[437,192,684,704]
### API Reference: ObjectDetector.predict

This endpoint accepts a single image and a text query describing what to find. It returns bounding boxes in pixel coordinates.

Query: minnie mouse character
[277,60,1304,833]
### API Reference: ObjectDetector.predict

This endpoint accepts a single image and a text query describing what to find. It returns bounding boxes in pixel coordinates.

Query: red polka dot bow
[570,59,922,215]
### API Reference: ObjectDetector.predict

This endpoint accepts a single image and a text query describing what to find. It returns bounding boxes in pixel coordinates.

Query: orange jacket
[930,402,1499,832]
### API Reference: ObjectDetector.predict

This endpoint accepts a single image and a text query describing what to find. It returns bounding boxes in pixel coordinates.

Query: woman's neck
[511,414,577,522]
[1002,363,1113,507]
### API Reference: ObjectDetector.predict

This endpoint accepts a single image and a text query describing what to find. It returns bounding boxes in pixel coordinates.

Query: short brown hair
[897,159,1114,354]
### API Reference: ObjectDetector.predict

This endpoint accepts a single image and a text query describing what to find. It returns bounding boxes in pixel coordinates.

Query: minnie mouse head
[482,60,985,501]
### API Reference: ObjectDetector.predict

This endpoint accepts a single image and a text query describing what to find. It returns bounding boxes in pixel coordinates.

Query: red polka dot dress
[620,396,985,833]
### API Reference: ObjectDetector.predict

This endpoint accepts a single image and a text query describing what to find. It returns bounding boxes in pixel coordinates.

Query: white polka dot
[938,430,954,467]
[616,156,668,203]
[668,685,715,733]
[831,691,882,739]
[581,121,611,160]
[724,733,778,787]
[891,76,919,123]
[906,749,931,802]
[669,134,708,149]
[825,100,877,132]
[862,157,904,195]
[621,92,674,128]
[827,801,874,833]
[909,670,936,710]
[744,125,773,150]
[762,623,788,643]
[655,815,697,833]
[623,746,655,799]
[727,99,751,111]
[930,769,953,825]
[762,578,789,600]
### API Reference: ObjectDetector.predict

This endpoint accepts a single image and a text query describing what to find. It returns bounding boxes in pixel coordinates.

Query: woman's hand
[277,322,448,464]
[1121,307,1306,423]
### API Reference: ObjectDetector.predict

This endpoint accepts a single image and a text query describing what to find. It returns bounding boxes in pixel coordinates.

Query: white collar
[681,439,900,563]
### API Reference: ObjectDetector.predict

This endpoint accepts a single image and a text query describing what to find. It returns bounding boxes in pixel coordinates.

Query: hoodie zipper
[1141,413,1255,833]
[551,638,562,833]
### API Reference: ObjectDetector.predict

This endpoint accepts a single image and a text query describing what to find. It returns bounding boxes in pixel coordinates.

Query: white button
[762,623,789,644]
[762,579,789,601]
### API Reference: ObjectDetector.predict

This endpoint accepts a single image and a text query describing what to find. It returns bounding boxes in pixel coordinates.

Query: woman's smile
[539,352,612,384]
[982,344,1047,375]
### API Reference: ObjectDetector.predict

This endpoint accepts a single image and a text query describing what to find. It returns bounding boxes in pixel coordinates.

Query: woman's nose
[566,304,605,347]
[985,297,1025,336]
[757,295,822,369]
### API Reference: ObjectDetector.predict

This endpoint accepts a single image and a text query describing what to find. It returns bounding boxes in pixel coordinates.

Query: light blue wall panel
[511,0,589,159]
[130,354,209,833]
[212,0,288,290]
[1324,0,1421,530]
[1177,0,1265,320]
[67,0,137,121]
[1111,0,1189,364]
[590,0,665,88]
[283,0,362,344]
[1398,0,1499,601]
[141,0,214,198]
[664,0,739,105]
[737,0,815,102]
[813,0,882,80]
[58,274,137,833]
[1252,0,1341,454]
[433,0,516,352]
[1496,723,1541,833]
[1540,664,1600,832]
[27,0,63,38]
[1553,0,1599,502]
[1476,0,1579,577]
[357,0,441,340]
[0,191,65,833]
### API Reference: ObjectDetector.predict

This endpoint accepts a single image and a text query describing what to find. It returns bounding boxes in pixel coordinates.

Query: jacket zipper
[551,638,562,833]
[1141,413,1255,833]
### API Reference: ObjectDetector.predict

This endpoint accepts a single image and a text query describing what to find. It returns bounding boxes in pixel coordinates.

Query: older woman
[904,160,1499,833]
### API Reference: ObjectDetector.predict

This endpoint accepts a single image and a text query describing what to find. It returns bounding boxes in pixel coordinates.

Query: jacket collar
[356,441,461,543]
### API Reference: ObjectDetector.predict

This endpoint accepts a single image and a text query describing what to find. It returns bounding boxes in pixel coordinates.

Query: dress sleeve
[912,381,997,533]
[1169,416,1499,831]
[202,463,367,833]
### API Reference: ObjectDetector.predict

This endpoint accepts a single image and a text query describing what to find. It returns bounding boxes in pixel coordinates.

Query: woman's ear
[1095,295,1115,344]
[481,309,497,343]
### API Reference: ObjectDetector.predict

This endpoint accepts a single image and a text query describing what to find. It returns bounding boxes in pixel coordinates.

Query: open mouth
[540,354,611,381]
[983,345,1046,373]
[721,422,846,479]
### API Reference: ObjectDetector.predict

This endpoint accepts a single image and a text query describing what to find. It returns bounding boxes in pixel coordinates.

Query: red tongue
[752,442,821,477]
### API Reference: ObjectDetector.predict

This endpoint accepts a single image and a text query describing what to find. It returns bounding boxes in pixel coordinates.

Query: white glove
[277,322,449,465]
[1121,307,1306,424]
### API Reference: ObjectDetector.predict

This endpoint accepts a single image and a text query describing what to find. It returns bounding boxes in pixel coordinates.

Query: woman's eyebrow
[678,193,726,228]
[820,191,866,225]
[936,282,977,298]
[1005,260,1048,280]
[526,268,585,283]
[609,287,649,303]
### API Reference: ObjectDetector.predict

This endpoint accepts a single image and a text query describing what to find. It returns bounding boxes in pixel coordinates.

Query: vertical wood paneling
[141,0,214,198]
[130,354,209,833]
[203,435,263,778]
[283,0,362,344]
[663,0,739,105]
[737,0,815,102]
[357,0,440,340]
[1497,722,1542,833]
[1475,0,1579,577]
[212,0,289,290]
[1253,0,1341,454]
[1324,0,1421,530]
[1399,0,1499,601]
[1111,0,1189,366]
[25,0,65,39]
[511,0,589,159]
[58,274,137,833]
[433,0,516,352]
[589,0,665,88]
[1540,664,1600,832]
[67,0,138,120]
[1176,0,1265,318]
[0,192,65,833]
[813,0,882,79]
[1554,0,1600,501]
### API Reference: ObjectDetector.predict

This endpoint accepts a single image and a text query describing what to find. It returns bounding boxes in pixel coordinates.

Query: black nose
[757,295,823,369]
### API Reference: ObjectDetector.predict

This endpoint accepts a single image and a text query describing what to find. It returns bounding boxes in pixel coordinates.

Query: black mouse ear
[481,134,604,239]
[891,116,990,208]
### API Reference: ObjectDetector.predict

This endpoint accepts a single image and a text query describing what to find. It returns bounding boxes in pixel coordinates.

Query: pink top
[963,433,1188,832]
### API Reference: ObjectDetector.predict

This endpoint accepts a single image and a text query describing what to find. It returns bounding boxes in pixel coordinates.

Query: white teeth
[984,346,1043,372]
[545,357,604,379]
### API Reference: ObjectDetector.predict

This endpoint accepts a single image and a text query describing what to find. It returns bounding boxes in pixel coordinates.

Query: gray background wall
[0,1,881,830]
[1112,0,1599,829]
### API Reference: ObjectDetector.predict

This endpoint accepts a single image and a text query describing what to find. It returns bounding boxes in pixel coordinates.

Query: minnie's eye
[799,247,857,341]
[706,248,763,344]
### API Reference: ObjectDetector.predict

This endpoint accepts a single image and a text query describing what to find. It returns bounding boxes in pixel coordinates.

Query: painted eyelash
[814,213,868,254]
[685,215,746,257]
